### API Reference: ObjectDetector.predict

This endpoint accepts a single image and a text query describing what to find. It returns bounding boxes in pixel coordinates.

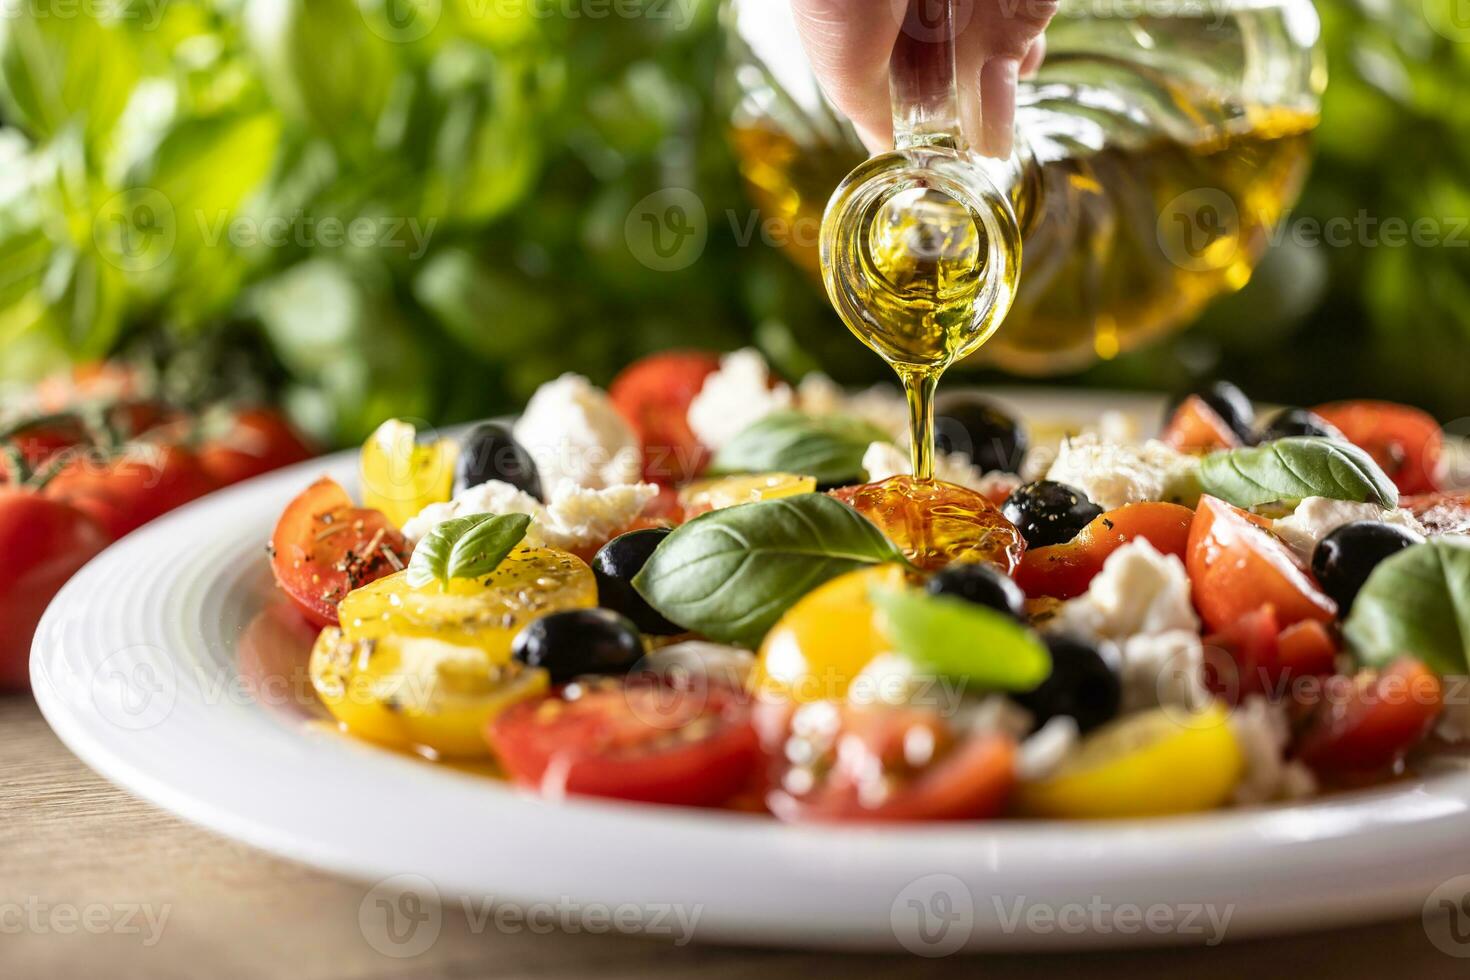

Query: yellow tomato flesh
[678,473,817,517]
[1015,703,1244,818]
[338,547,596,659]
[750,564,908,703]
[310,627,548,757]
[359,418,457,528]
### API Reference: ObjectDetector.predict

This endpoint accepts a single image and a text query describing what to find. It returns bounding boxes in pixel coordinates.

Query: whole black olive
[1002,481,1104,548]
[512,609,645,684]
[455,422,542,500]
[1011,634,1122,734]
[926,562,1026,621]
[1257,408,1345,443]
[592,528,682,635]
[933,391,1028,474]
[1312,521,1424,612]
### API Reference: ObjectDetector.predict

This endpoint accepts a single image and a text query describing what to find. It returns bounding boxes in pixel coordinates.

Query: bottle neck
[889,0,964,152]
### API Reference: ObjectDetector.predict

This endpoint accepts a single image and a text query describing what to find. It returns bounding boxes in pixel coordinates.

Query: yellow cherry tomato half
[678,473,817,517]
[359,418,457,528]
[309,626,549,757]
[1014,703,1244,818]
[750,563,909,703]
[338,547,597,660]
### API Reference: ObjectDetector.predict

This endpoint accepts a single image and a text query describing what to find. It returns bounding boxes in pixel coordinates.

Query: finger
[791,0,904,151]
[1020,35,1046,78]
[955,0,1058,157]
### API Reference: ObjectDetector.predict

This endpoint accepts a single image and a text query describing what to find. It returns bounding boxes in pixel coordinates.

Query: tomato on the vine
[198,408,315,486]
[0,490,110,688]
[269,478,412,627]
[44,444,216,540]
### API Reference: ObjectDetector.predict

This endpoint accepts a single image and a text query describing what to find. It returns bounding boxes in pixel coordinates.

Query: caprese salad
[269,350,1468,821]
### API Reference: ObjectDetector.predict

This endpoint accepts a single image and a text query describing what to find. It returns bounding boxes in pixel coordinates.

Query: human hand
[790,0,1055,158]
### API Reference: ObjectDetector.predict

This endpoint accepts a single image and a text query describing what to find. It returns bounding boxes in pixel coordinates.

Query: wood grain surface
[3,693,1465,979]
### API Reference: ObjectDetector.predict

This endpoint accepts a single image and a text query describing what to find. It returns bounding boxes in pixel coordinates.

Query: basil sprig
[1345,538,1470,676]
[871,587,1051,691]
[708,411,889,485]
[407,512,532,588]
[1199,437,1399,509]
[633,493,907,647]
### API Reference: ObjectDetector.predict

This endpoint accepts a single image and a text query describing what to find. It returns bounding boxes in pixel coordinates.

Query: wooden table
[3,694,1463,979]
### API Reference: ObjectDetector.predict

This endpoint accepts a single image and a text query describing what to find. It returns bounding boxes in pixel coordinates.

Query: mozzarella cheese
[796,373,910,440]
[1055,539,1199,640]
[513,373,642,490]
[860,440,1021,500]
[1271,496,1426,563]
[686,348,794,450]
[1229,695,1318,805]
[402,479,657,553]
[1117,630,1210,714]
[1045,434,1199,511]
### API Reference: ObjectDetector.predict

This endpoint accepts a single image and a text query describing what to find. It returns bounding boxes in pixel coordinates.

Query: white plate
[30,390,1470,952]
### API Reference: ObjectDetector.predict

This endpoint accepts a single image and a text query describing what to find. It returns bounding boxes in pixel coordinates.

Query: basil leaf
[871,587,1051,692]
[407,512,532,588]
[1199,437,1399,509]
[632,493,907,647]
[708,411,889,484]
[1344,538,1470,676]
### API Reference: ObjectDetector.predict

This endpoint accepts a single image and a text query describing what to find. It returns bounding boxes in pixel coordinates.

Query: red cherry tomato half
[1295,659,1442,775]
[0,490,110,689]
[1162,395,1243,453]
[1186,495,1336,634]
[609,351,721,486]
[1016,501,1194,599]
[269,478,411,627]
[198,408,315,486]
[1312,400,1442,495]
[1202,608,1339,704]
[44,444,217,540]
[486,676,761,808]
[764,703,1016,822]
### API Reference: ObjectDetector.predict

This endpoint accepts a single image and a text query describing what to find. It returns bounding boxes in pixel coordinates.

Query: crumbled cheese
[1229,696,1318,805]
[1055,539,1200,640]
[1016,715,1079,781]
[512,373,642,490]
[1118,630,1210,713]
[860,440,1020,500]
[686,348,794,450]
[402,481,543,543]
[1045,434,1200,510]
[1271,496,1426,563]
[797,374,910,440]
[540,479,659,552]
[402,479,657,553]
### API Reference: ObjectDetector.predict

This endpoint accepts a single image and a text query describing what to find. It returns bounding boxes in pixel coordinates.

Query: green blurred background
[0,0,1466,446]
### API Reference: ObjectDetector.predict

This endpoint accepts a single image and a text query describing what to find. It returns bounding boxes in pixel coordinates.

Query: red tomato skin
[1162,396,1243,453]
[198,409,315,486]
[1295,659,1443,775]
[1016,502,1194,599]
[269,478,410,627]
[764,704,1017,823]
[1312,400,1442,495]
[0,491,111,689]
[44,445,217,540]
[1275,620,1338,681]
[1186,496,1337,634]
[487,680,761,808]
[1202,605,1281,702]
[609,351,721,486]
